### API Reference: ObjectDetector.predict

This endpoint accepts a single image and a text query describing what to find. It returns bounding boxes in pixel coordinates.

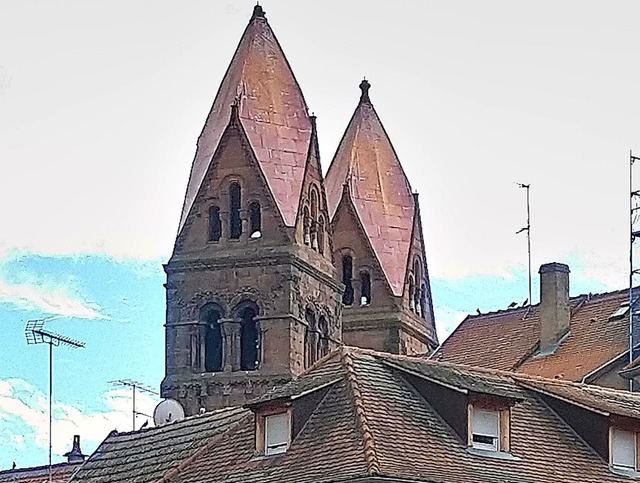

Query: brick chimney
[538,262,570,355]
[63,435,86,463]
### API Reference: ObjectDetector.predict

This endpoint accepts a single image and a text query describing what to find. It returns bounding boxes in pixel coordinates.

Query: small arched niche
[249,200,262,239]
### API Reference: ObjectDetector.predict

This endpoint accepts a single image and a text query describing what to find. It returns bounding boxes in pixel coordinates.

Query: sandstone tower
[324,80,438,355]
[161,5,342,414]
[161,5,438,414]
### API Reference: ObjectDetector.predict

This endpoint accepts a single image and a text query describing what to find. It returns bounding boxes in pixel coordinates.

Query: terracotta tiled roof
[325,82,415,296]
[178,5,311,233]
[435,288,631,382]
[0,462,80,483]
[69,347,640,483]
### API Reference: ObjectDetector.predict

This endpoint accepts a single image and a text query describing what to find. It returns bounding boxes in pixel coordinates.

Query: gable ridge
[332,189,396,296]
[105,405,247,441]
[464,285,637,323]
[345,345,640,402]
[175,107,287,246]
[339,346,380,475]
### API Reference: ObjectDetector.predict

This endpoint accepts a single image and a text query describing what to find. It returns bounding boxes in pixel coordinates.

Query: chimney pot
[64,435,86,463]
[538,262,570,354]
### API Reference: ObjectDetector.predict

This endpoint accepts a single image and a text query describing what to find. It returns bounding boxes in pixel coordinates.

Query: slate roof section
[0,462,80,483]
[69,347,640,483]
[69,406,249,483]
[178,5,312,233]
[325,81,416,297]
[435,288,631,382]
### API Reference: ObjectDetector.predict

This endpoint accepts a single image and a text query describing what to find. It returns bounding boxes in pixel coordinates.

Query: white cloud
[0,278,107,320]
[0,378,157,458]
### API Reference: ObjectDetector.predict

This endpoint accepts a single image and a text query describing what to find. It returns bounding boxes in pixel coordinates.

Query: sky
[2,0,640,470]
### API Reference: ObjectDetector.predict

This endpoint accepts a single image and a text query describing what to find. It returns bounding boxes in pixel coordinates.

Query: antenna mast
[629,151,640,391]
[109,379,158,431]
[516,183,532,306]
[25,318,85,483]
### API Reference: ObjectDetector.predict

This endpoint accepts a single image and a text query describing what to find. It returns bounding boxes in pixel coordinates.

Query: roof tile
[436,289,632,382]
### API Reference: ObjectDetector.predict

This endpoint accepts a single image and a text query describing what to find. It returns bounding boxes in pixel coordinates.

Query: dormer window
[611,428,638,472]
[471,408,500,451]
[468,400,511,455]
[265,412,290,455]
[255,408,291,457]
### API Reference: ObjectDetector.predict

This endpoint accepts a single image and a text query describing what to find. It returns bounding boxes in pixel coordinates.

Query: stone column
[220,318,241,371]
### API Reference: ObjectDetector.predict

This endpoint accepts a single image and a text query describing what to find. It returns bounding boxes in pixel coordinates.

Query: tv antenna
[516,183,532,307]
[25,317,85,483]
[629,150,640,391]
[109,379,158,431]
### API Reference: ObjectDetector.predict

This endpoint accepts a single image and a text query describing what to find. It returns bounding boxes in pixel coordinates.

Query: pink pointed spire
[178,6,312,233]
[325,80,415,296]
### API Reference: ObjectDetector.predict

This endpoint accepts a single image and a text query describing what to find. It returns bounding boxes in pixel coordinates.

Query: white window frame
[611,427,637,471]
[471,407,500,452]
[264,412,290,456]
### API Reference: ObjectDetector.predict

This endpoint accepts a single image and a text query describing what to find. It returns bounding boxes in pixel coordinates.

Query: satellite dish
[153,399,185,426]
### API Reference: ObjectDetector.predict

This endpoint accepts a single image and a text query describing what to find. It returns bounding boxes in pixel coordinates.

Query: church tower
[161,5,342,415]
[324,80,439,355]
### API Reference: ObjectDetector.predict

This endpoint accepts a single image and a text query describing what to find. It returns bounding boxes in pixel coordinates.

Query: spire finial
[359,78,371,105]
[252,3,266,20]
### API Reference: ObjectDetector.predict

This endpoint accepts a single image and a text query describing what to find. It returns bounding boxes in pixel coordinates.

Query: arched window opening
[408,277,415,312]
[208,205,222,242]
[305,308,316,368]
[238,303,259,371]
[413,259,422,316]
[229,182,242,239]
[360,271,371,306]
[318,316,329,358]
[201,304,223,372]
[342,255,354,306]
[303,206,311,245]
[303,326,310,369]
[310,189,319,251]
[310,188,318,219]
[249,201,262,238]
[317,216,325,255]
[420,283,428,320]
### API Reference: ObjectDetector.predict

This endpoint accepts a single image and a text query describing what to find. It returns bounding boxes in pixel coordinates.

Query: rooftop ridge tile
[342,345,640,399]
[340,346,380,475]
[108,405,245,439]
[465,285,639,322]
